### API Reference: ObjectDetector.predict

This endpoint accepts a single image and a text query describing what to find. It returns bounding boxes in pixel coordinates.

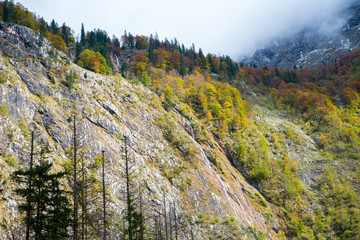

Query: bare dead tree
[73,115,79,240]
[25,131,34,240]
[138,188,145,240]
[81,157,87,240]
[124,136,134,240]
[173,202,178,240]
[102,150,107,240]
[169,203,173,240]
[163,192,169,240]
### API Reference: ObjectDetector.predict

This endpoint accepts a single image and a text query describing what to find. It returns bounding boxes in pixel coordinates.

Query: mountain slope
[0,22,276,239]
[1,3,360,238]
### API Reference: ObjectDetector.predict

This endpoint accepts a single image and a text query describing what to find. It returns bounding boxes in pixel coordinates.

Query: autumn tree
[77,49,112,74]
[133,51,149,75]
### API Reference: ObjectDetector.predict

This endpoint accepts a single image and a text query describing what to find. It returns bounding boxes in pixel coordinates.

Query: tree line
[1,1,240,80]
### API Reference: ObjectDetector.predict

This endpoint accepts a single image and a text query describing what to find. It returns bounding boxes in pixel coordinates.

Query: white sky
[16,0,352,59]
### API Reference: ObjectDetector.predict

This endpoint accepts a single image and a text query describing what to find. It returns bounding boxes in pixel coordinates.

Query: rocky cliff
[0,22,278,239]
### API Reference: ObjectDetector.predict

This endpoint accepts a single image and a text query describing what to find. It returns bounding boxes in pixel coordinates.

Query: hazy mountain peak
[243,2,360,68]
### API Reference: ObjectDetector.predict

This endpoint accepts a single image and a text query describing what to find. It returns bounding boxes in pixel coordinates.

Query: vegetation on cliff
[1,1,360,239]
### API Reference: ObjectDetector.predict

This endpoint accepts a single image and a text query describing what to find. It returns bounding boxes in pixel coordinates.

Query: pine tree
[61,23,69,47]
[2,0,14,23]
[50,19,58,35]
[80,23,86,46]
[128,33,134,49]
[13,160,72,239]
[38,18,48,37]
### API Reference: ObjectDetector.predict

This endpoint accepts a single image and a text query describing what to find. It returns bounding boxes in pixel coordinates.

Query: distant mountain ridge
[244,2,360,69]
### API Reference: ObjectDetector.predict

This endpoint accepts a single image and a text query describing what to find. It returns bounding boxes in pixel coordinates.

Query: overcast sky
[16,0,352,59]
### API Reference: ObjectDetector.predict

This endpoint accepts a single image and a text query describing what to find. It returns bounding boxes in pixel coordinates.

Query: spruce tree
[2,0,14,23]
[13,161,71,239]
[50,19,59,35]
[61,23,69,47]
[80,23,86,46]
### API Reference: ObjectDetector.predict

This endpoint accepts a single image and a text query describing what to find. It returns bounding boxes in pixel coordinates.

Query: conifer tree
[128,33,134,49]
[13,160,71,239]
[81,23,86,46]
[2,0,14,23]
[38,18,48,37]
[61,23,69,47]
[50,19,58,35]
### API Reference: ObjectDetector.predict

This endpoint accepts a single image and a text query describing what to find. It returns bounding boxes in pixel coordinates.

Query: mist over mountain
[243,1,360,68]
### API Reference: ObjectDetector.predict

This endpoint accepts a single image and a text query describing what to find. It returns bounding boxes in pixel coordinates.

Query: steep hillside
[1,2,360,239]
[0,22,278,239]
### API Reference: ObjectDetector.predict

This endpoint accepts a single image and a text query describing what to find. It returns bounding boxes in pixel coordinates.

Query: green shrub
[65,70,77,89]
[0,74,7,84]
[0,105,8,115]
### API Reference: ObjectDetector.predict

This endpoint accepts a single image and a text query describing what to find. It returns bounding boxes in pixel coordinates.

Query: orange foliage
[89,56,101,73]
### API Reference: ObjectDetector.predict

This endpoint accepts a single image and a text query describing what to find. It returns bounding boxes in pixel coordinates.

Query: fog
[17,0,353,59]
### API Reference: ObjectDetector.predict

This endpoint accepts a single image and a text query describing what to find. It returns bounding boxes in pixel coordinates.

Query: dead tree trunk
[124,136,133,240]
[25,131,34,240]
[173,202,178,240]
[81,157,86,240]
[73,116,79,240]
[102,150,107,240]
[163,193,168,240]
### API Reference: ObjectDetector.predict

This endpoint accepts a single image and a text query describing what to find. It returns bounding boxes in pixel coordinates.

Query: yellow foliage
[320,133,326,145]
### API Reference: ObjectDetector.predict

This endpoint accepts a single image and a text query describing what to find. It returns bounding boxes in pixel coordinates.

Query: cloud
[17,0,352,59]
